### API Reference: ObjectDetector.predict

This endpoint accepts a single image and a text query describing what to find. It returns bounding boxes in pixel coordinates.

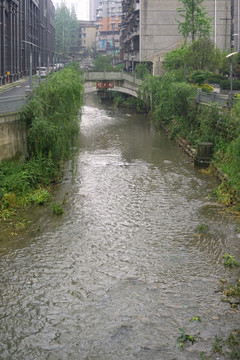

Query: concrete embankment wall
[0,113,27,161]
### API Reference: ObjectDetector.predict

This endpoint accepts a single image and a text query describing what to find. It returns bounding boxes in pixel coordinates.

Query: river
[0,94,239,359]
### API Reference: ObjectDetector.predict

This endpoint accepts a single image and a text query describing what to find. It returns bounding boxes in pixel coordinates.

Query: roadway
[0,78,40,114]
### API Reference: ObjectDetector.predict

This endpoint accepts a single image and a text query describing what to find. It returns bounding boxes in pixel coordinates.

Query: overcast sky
[52,0,89,20]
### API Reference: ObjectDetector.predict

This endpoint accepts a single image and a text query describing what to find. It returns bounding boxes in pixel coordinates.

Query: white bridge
[83,71,142,98]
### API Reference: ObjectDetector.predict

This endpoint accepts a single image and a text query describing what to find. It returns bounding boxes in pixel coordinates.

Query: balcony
[134,2,140,11]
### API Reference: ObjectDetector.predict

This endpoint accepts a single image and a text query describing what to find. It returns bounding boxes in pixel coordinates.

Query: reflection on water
[0,94,239,359]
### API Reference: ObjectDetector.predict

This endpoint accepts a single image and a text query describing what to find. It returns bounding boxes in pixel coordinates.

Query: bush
[93,55,116,71]
[0,63,84,220]
[201,83,214,93]
[134,62,152,80]
[141,73,240,201]
[188,70,225,85]
[30,188,51,206]
[21,62,84,162]
[52,202,64,215]
[220,79,240,90]
[163,47,186,71]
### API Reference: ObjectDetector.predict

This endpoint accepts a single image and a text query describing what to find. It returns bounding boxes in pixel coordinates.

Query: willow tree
[177,0,212,42]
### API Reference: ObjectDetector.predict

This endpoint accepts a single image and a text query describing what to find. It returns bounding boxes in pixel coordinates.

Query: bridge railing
[83,71,234,108]
[83,71,142,86]
[196,89,229,107]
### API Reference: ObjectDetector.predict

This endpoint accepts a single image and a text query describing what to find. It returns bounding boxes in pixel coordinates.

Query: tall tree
[177,0,212,42]
[55,4,79,56]
[184,38,222,71]
[70,7,79,56]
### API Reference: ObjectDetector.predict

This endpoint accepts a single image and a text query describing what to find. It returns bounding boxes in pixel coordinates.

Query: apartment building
[79,20,97,53]
[121,0,232,74]
[89,0,102,21]
[96,0,122,59]
[232,0,240,51]
[0,0,55,85]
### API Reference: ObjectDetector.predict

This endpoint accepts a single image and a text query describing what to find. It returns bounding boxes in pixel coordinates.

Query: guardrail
[196,89,229,107]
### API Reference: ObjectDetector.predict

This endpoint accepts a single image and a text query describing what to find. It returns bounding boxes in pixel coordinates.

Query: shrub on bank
[220,79,240,90]
[188,70,225,85]
[138,73,240,204]
[0,63,84,219]
[21,62,84,162]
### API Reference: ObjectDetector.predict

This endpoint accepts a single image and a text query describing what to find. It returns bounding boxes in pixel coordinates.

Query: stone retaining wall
[0,113,27,161]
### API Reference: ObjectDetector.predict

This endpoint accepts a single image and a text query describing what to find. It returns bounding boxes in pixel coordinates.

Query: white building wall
[139,0,231,75]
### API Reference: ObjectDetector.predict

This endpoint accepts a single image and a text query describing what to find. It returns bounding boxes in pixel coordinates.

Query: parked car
[36,67,47,77]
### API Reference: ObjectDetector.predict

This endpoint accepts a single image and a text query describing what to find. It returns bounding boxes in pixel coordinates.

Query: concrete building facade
[0,0,55,85]
[96,0,122,58]
[89,0,102,21]
[78,20,97,52]
[232,0,240,51]
[121,0,232,74]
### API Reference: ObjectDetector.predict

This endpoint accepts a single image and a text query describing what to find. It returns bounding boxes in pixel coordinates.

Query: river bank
[132,73,240,212]
[0,63,84,241]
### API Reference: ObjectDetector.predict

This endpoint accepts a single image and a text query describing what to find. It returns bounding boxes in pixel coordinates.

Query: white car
[36,67,47,77]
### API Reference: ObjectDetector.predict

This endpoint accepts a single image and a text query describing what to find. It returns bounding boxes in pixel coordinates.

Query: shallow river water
[0,94,240,360]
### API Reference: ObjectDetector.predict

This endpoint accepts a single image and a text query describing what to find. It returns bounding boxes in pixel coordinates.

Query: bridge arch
[83,71,142,99]
[84,83,138,98]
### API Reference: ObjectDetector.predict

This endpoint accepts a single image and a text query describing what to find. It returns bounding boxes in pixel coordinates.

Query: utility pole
[226,52,238,108]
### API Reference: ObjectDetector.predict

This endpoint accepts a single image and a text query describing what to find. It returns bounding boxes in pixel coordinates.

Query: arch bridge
[83,71,142,98]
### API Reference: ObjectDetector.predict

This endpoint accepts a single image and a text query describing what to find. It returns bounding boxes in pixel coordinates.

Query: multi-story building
[96,0,122,60]
[89,0,102,21]
[232,0,240,51]
[0,0,55,85]
[121,0,232,74]
[78,20,97,53]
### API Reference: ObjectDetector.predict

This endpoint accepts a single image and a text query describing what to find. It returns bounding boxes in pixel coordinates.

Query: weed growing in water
[213,336,223,353]
[212,331,240,359]
[177,328,195,348]
[196,224,209,234]
[222,254,240,268]
[190,316,202,322]
[51,202,64,215]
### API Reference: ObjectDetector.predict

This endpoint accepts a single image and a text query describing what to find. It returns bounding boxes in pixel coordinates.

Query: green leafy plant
[196,224,209,234]
[190,316,202,322]
[201,83,214,93]
[212,331,240,359]
[30,188,51,206]
[134,62,152,80]
[21,63,84,163]
[213,336,223,353]
[177,328,195,348]
[223,254,240,268]
[177,0,212,42]
[51,202,64,215]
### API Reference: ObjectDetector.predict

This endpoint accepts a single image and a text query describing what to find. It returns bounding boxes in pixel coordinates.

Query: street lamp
[226,51,238,108]
[22,40,38,90]
[112,23,115,66]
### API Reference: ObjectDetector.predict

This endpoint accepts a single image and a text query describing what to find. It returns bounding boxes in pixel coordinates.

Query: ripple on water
[0,99,239,359]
